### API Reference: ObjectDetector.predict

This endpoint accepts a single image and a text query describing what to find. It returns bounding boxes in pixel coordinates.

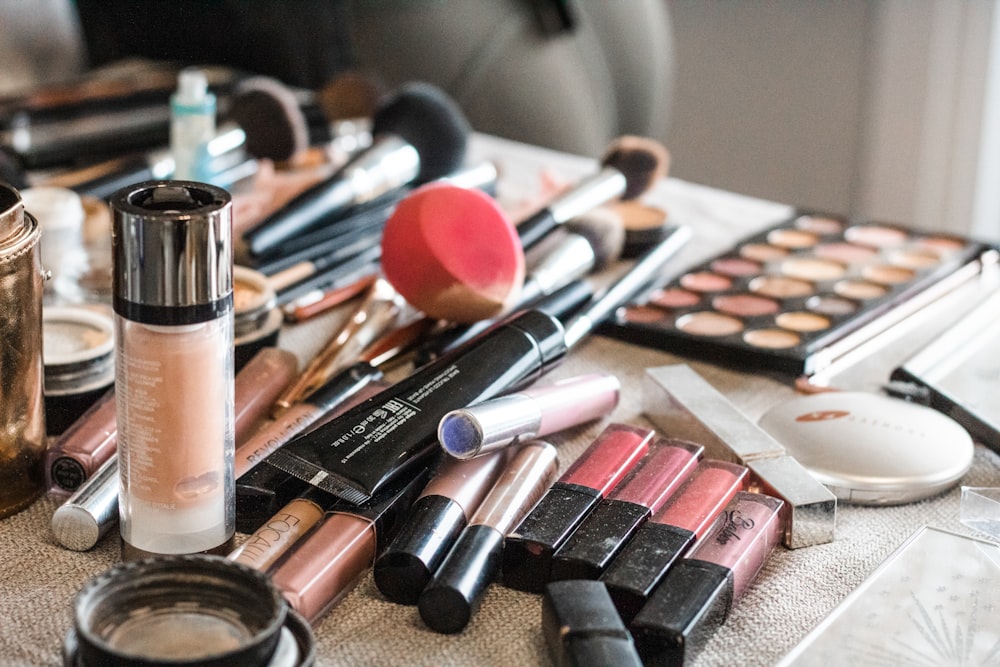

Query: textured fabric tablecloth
[4,135,998,666]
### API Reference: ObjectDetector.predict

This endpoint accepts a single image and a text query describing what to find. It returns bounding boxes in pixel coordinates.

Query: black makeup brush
[243,81,471,259]
[412,205,627,365]
[225,76,311,163]
[516,135,670,250]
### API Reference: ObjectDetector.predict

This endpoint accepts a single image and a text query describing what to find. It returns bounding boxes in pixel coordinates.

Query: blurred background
[2,0,998,240]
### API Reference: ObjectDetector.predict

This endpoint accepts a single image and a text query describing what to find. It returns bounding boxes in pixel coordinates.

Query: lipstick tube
[437,373,621,459]
[549,438,703,582]
[373,451,509,604]
[418,440,559,634]
[501,423,654,593]
[601,459,749,621]
[112,181,234,559]
[269,470,429,625]
[630,491,784,665]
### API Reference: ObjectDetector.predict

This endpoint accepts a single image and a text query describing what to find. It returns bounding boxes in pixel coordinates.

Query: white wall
[666,0,1000,240]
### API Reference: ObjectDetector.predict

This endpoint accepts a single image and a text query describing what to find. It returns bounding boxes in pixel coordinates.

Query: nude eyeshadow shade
[605,210,991,375]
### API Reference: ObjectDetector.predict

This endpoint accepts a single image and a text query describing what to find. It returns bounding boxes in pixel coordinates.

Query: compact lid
[42,306,115,392]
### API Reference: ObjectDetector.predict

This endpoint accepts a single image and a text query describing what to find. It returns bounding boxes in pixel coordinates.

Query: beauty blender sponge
[381,182,525,323]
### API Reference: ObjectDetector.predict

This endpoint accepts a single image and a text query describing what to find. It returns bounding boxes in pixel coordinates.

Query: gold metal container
[0,182,46,517]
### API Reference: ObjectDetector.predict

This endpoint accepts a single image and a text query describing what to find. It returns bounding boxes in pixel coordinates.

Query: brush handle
[517,208,558,250]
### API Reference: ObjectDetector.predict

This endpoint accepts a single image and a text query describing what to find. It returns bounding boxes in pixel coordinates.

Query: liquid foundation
[111,181,234,559]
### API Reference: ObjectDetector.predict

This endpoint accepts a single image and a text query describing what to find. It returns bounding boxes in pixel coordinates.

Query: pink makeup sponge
[381,182,525,323]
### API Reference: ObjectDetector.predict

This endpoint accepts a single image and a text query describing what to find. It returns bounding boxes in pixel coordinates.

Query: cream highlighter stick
[111,181,235,559]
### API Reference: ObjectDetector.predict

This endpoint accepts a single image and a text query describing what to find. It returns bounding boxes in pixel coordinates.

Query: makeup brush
[516,135,670,250]
[243,81,471,258]
[412,206,626,364]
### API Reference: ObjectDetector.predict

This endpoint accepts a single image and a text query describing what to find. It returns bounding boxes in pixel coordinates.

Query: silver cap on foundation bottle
[111,180,232,323]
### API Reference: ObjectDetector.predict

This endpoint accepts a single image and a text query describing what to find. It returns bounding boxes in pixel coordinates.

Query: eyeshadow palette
[602,212,992,376]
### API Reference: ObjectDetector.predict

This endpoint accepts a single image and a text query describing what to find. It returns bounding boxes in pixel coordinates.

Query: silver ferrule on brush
[563,225,692,349]
[547,167,627,223]
[342,134,420,205]
[112,181,233,317]
[523,233,597,302]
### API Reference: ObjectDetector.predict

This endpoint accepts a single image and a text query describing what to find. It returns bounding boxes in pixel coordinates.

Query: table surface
[4,134,999,667]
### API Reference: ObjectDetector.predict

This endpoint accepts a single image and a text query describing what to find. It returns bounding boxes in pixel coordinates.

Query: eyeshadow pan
[648,287,701,309]
[676,312,743,337]
[779,257,846,282]
[620,305,670,324]
[888,248,940,269]
[748,275,813,299]
[806,294,857,316]
[917,235,966,255]
[775,311,830,332]
[863,264,914,285]
[845,224,907,248]
[767,228,818,249]
[740,243,788,262]
[743,328,801,349]
[710,256,762,278]
[794,215,843,235]
[834,279,887,300]
[814,242,877,264]
[679,271,732,292]
[712,293,779,317]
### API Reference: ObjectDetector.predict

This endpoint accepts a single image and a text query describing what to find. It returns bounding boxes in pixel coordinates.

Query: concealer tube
[111,181,235,559]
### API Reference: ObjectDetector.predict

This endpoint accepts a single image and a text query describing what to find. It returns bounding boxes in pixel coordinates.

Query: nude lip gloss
[373,451,509,604]
[418,440,559,634]
[111,180,235,559]
[601,459,749,621]
[549,438,704,582]
[269,470,429,625]
[501,423,654,593]
[630,491,784,666]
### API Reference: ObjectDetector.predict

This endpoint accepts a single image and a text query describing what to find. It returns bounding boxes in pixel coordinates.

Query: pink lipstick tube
[418,440,559,634]
[601,459,749,621]
[502,423,654,593]
[630,491,784,665]
[549,438,703,582]
[437,373,621,459]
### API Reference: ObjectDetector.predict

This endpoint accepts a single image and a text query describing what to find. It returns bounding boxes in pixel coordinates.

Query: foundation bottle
[111,181,235,559]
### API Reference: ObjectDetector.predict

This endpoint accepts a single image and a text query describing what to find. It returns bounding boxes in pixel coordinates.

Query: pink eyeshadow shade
[779,257,846,282]
[917,235,966,254]
[814,242,877,264]
[794,215,843,235]
[748,275,814,299]
[712,293,779,317]
[648,287,701,309]
[560,423,654,495]
[621,304,670,324]
[679,271,733,292]
[844,224,908,248]
[710,257,762,278]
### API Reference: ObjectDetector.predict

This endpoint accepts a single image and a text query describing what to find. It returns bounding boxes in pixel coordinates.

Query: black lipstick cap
[629,559,731,667]
[541,579,642,667]
[550,499,651,582]
[600,522,695,622]
[417,523,504,634]
[373,495,467,604]
[501,483,601,592]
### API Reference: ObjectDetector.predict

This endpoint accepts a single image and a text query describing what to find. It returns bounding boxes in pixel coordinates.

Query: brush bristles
[601,135,671,200]
[563,206,627,270]
[228,76,310,162]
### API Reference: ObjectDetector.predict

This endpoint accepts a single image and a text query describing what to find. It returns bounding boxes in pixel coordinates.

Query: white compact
[758,392,974,505]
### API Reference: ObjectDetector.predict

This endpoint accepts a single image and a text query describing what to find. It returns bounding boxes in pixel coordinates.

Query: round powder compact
[758,392,974,505]
[233,266,283,371]
[42,306,115,435]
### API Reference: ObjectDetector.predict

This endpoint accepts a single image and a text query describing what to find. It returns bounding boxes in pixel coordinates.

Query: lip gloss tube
[601,459,749,621]
[501,423,654,593]
[549,438,703,582]
[269,470,429,625]
[437,373,621,459]
[373,450,509,604]
[112,181,235,559]
[630,491,784,666]
[418,440,559,634]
